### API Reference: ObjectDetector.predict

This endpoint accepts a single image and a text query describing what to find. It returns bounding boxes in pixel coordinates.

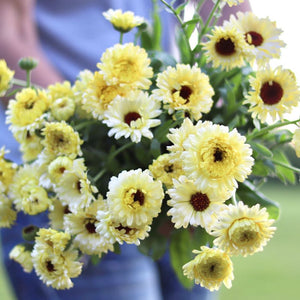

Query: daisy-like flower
[6,88,50,140]
[103,9,144,33]
[148,153,184,188]
[48,198,70,230]
[32,228,82,290]
[153,64,214,120]
[106,169,164,227]
[211,201,276,257]
[0,59,14,96]
[82,71,130,120]
[227,12,285,65]
[64,199,114,256]
[9,244,33,273]
[42,121,83,159]
[0,194,17,228]
[183,246,234,291]
[97,43,153,89]
[244,66,300,123]
[103,91,161,143]
[292,128,300,158]
[0,147,17,192]
[96,209,151,246]
[202,25,250,70]
[54,159,98,212]
[182,121,254,199]
[47,156,74,186]
[167,176,226,229]
[19,131,44,163]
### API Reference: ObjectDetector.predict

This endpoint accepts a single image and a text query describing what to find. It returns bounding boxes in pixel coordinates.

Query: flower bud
[22,225,39,241]
[18,57,38,71]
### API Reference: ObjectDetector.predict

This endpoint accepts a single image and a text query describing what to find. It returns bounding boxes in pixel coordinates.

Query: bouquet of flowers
[1,0,299,292]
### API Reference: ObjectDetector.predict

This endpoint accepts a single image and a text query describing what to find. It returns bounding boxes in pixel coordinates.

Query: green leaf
[150,138,161,158]
[238,181,280,220]
[170,229,194,289]
[250,142,273,158]
[138,235,168,261]
[251,159,270,177]
[175,1,189,14]
[273,150,296,184]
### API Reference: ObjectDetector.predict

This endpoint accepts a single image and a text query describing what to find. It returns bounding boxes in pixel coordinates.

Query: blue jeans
[1,212,215,300]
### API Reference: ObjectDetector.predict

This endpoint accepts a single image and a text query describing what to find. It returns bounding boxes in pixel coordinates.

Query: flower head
[103,9,144,33]
[9,244,33,273]
[183,246,234,291]
[244,66,300,123]
[103,91,161,143]
[97,43,153,89]
[211,201,276,256]
[153,64,214,120]
[0,59,14,96]
[0,194,17,228]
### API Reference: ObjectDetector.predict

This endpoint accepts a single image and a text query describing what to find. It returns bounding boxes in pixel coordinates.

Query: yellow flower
[292,128,300,158]
[0,147,17,192]
[48,198,70,230]
[148,153,184,188]
[6,88,50,140]
[244,66,300,123]
[153,64,214,120]
[181,121,254,199]
[167,176,226,229]
[107,169,164,227]
[211,201,276,257]
[19,131,44,163]
[9,244,33,273]
[0,194,17,228]
[0,59,14,96]
[103,91,161,143]
[202,26,250,70]
[97,43,153,89]
[183,246,234,291]
[48,156,74,185]
[42,121,83,158]
[82,71,130,120]
[103,9,144,33]
[64,199,114,255]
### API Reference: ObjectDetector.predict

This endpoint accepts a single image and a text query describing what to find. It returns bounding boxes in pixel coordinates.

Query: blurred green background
[1,183,299,300]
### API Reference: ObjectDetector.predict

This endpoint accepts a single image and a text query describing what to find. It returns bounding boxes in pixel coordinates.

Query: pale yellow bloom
[9,244,33,273]
[0,147,17,192]
[0,194,17,228]
[19,131,43,162]
[0,59,14,96]
[183,246,234,291]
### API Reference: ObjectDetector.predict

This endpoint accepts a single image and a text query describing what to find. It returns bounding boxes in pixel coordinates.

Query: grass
[0,183,299,300]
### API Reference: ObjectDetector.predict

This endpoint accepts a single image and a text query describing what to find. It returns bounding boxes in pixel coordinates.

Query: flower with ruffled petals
[9,244,33,273]
[211,201,276,256]
[183,246,234,291]
[0,59,14,96]
[0,194,17,228]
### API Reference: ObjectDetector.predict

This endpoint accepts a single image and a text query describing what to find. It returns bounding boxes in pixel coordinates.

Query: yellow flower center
[229,218,259,247]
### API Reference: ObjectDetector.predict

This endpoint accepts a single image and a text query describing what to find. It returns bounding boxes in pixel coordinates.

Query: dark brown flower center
[179,85,192,103]
[164,164,174,173]
[46,260,55,272]
[260,81,283,105]
[124,112,141,125]
[85,220,96,234]
[213,148,224,162]
[215,37,236,56]
[116,225,132,234]
[133,189,145,206]
[245,31,264,47]
[190,192,210,211]
[63,205,71,214]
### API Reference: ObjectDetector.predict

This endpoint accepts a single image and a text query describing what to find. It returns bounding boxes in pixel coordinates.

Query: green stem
[109,142,135,161]
[119,32,124,44]
[74,120,99,131]
[11,78,27,87]
[26,70,31,87]
[231,192,238,205]
[271,159,300,174]
[198,0,221,43]
[247,118,300,141]
[93,169,107,182]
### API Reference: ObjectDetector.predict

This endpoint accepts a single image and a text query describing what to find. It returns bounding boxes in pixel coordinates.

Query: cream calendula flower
[148,153,184,188]
[227,12,285,65]
[97,43,153,89]
[167,176,226,229]
[103,9,144,33]
[244,66,300,123]
[82,71,130,120]
[32,228,82,290]
[107,169,164,227]
[153,64,214,120]
[0,59,14,96]
[9,244,33,273]
[0,147,17,192]
[6,88,50,140]
[292,128,300,158]
[103,91,161,143]
[211,201,276,257]
[182,121,254,200]
[64,198,114,256]
[0,194,17,228]
[19,131,43,163]
[202,26,250,70]
[47,156,74,186]
[183,246,234,291]
[54,159,98,211]
[42,121,83,159]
